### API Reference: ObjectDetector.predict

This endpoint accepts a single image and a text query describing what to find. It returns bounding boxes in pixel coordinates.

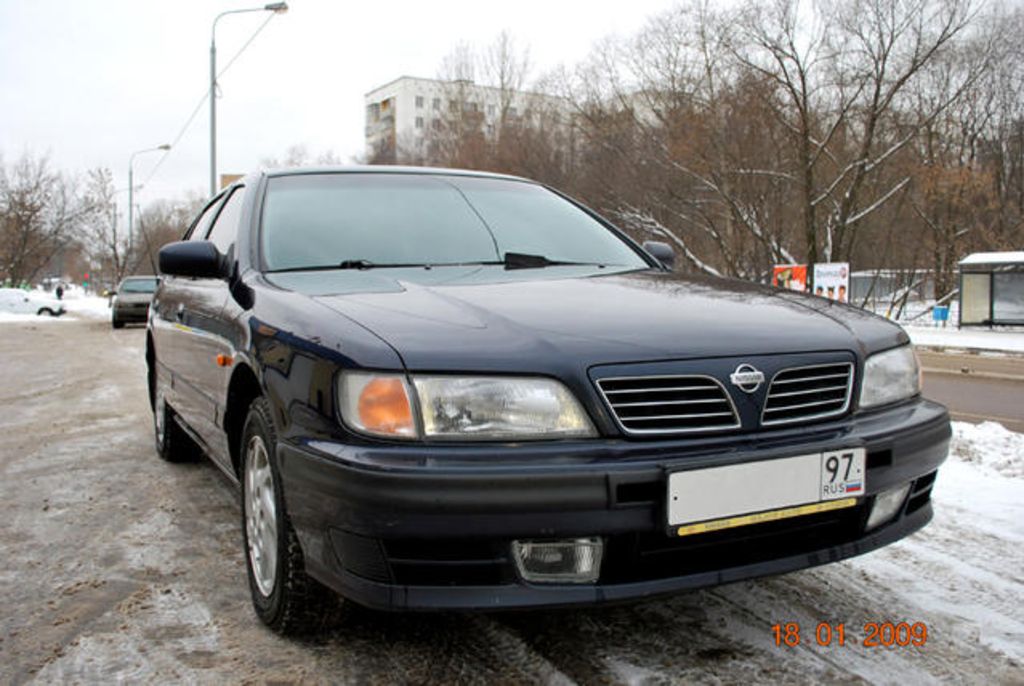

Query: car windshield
[120,278,158,293]
[260,173,650,272]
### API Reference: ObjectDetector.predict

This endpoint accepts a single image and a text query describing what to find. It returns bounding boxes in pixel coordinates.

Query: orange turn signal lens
[353,376,415,437]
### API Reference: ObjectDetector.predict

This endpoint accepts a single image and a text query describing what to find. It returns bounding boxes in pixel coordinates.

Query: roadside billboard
[772,264,808,292]
[813,262,850,302]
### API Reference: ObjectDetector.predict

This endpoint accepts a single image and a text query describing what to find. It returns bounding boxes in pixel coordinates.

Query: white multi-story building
[364,76,568,158]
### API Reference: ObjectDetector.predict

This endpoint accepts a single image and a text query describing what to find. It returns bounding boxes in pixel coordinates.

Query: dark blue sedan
[149,167,949,635]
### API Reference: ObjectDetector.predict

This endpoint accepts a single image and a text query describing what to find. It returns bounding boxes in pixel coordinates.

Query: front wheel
[154,390,196,462]
[241,397,338,635]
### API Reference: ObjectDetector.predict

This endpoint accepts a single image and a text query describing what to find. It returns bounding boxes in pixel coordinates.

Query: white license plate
[667,448,866,535]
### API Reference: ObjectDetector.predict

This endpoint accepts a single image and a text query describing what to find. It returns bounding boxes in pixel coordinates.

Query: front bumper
[277,398,950,611]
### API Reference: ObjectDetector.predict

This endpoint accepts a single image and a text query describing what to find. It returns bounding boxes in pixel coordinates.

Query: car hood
[266,267,907,373]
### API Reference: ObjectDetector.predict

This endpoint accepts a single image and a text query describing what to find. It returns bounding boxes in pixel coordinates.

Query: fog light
[866,484,911,531]
[512,538,603,584]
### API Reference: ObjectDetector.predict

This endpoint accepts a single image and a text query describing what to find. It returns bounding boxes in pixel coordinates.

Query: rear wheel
[241,397,338,634]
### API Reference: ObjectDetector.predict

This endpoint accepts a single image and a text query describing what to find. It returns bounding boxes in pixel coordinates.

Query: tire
[112,317,125,329]
[153,389,196,463]
[241,396,338,635]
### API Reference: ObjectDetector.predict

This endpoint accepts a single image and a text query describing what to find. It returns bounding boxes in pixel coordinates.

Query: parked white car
[0,288,66,316]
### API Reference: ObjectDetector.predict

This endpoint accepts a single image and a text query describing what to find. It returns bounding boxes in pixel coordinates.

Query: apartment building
[364,75,567,158]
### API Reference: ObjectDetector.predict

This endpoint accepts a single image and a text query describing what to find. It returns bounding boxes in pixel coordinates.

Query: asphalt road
[919,351,1024,433]
[1,317,1020,684]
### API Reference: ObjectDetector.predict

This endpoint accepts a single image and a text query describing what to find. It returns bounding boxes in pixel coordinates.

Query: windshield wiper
[500,252,607,270]
[337,255,596,270]
[266,254,614,273]
[267,261,433,273]
[337,259,439,270]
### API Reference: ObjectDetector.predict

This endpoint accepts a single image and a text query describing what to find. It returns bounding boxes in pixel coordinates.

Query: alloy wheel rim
[245,435,278,596]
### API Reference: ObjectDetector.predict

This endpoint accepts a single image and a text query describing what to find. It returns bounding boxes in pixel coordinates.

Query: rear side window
[205,186,246,256]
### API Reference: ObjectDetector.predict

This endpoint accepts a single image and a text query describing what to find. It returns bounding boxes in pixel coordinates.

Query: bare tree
[134,196,205,275]
[79,167,135,288]
[729,0,984,269]
[976,6,1024,249]
[0,152,92,286]
[482,30,531,140]
[905,17,1008,297]
[563,2,798,278]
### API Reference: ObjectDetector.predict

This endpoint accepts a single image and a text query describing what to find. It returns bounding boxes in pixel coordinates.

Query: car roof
[261,165,533,184]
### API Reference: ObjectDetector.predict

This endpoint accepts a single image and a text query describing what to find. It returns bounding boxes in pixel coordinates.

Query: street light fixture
[210,2,289,196]
[128,144,171,254]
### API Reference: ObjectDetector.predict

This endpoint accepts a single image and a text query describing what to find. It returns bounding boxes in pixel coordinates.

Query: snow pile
[63,295,113,320]
[950,421,1024,478]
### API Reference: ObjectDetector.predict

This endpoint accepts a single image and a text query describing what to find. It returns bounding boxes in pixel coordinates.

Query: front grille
[596,375,740,435]
[762,363,853,426]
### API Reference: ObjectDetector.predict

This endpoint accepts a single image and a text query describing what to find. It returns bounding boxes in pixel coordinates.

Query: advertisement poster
[772,264,808,292]
[813,262,850,302]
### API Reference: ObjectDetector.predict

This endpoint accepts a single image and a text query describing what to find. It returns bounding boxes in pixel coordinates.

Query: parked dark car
[149,167,949,635]
[112,276,159,328]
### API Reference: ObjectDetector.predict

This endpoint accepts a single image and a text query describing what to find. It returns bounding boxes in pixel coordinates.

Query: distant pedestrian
[55,283,64,300]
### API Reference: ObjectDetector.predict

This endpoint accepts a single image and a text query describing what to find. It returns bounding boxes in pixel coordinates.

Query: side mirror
[159,240,227,279]
[642,240,675,269]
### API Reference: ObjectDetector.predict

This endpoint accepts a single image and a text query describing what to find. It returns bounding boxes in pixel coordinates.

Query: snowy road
[1,316,1021,684]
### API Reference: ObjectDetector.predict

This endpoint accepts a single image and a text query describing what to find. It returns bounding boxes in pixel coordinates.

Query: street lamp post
[128,144,171,255]
[210,2,288,196]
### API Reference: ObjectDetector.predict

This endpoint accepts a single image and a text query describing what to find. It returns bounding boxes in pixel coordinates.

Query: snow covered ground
[61,293,113,320]
[846,421,1024,664]
[905,325,1024,354]
[0,311,74,323]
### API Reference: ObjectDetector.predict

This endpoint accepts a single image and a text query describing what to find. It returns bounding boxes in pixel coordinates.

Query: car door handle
[175,303,185,322]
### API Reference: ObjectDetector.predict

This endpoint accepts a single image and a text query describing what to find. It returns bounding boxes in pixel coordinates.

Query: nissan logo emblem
[730,364,765,393]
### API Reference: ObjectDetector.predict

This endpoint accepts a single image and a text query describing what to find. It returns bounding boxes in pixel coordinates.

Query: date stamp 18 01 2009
[772,622,929,648]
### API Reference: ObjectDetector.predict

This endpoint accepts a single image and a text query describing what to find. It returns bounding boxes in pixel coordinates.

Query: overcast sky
[0,0,678,208]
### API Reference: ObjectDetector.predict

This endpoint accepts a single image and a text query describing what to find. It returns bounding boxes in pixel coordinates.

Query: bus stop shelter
[959,251,1024,326]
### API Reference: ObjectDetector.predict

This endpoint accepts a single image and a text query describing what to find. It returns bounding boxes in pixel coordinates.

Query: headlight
[338,372,596,440]
[858,345,920,410]
[413,376,596,440]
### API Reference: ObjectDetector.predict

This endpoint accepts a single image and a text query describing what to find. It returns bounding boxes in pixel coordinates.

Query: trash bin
[932,305,949,327]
